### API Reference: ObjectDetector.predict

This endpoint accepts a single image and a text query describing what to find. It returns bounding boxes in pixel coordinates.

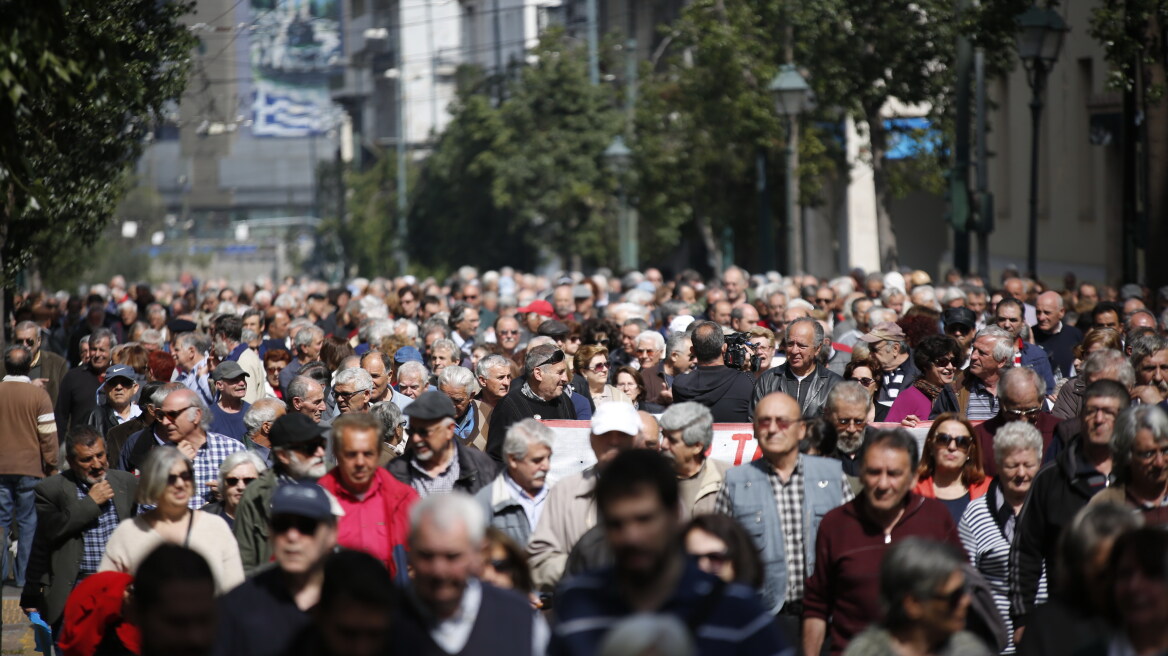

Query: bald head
[1035,291,1065,332]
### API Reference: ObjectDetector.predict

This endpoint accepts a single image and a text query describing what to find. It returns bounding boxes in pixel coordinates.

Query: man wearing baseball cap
[208,361,251,442]
[860,321,919,411]
[234,414,330,573]
[527,401,641,591]
[215,482,341,656]
[516,300,554,334]
[85,364,141,437]
[388,391,500,498]
[942,307,978,360]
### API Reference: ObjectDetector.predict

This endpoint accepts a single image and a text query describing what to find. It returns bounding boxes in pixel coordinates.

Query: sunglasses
[498,330,520,336]
[853,377,875,387]
[408,423,445,439]
[692,551,730,566]
[588,362,609,372]
[290,438,327,455]
[933,433,973,450]
[226,476,257,487]
[159,406,195,422]
[534,349,565,369]
[167,470,194,486]
[488,559,514,574]
[272,514,320,536]
[107,379,136,390]
[931,356,955,368]
[15,338,36,346]
[1005,406,1042,419]
[930,582,969,610]
[334,388,369,402]
[814,298,833,305]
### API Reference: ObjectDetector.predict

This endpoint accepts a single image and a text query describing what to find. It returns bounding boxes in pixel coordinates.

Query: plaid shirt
[190,432,245,509]
[75,480,122,575]
[408,453,461,497]
[715,456,856,603]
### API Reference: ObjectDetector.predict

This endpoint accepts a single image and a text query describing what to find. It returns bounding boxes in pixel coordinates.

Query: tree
[0,0,195,286]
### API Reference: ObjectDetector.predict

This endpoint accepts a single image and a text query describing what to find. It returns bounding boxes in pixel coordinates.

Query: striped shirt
[965,379,999,421]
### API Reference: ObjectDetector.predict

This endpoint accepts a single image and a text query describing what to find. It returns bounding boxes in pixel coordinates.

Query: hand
[900,414,920,428]
[659,383,673,405]
[1013,626,1025,646]
[31,378,49,390]
[23,607,39,616]
[196,361,208,379]
[1132,385,1167,405]
[206,479,219,499]
[88,480,115,505]
[177,441,198,460]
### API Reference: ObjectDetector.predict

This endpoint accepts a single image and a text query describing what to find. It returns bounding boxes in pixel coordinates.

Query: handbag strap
[183,508,195,548]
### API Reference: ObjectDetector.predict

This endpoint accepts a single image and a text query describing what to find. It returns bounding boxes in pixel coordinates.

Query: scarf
[912,377,944,401]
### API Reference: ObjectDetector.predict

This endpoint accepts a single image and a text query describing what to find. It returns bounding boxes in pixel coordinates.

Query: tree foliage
[0,0,195,282]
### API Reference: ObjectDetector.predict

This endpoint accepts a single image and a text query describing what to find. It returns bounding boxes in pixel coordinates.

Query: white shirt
[426,579,549,655]
[503,472,550,531]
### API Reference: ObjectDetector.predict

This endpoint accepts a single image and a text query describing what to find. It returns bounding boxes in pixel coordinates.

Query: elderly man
[1051,349,1133,423]
[486,344,576,462]
[973,367,1062,476]
[730,304,761,333]
[242,398,285,463]
[396,493,548,655]
[473,354,512,446]
[2,321,68,406]
[85,364,143,437]
[959,326,1016,421]
[993,297,1056,391]
[157,387,245,508]
[56,328,114,434]
[214,482,341,656]
[722,265,750,306]
[437,366,485,449]
[389,391,499,497]
[823,381,874,477]
[803,429,962,655]
[1010,380,1130,634]
[551,283,579,322]
[208,361,251,441]
[211,315,264,403]
[859,321,918,412]
[359,351,393,404]
[1090,405,1168,525]
[1131,335,1168,405]
[493,315,525,362]
[394,357,430,406]
[835,298,875,347]
[235,413,330,573]
[717,393,852,639]
[1033,291,1083,378]
[752,317,843,418]
[448,302,481,361]
[279,325,324,393]
[633,331,668,405]
[528,402,641,591]
[942,307,978,364]
[333,366,374,415]
[475,419,554,546]
[428,338,459,379]
[286,375,326,423]
[657,402,727,518]
[673,321,755,423]
[317,413,419,578]
[171,332,215,405]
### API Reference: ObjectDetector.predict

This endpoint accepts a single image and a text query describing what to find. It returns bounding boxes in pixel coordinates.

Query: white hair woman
[99,447,245,594]
[201,450,268,529]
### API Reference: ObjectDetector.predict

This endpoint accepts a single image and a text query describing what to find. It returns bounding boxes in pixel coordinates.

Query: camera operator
[671,321,755,423]
[751,317,843,418]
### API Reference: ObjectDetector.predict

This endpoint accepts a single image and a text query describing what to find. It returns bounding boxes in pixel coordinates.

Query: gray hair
[358,318,394,346]
[524,344,562,377]
[394,318,419,340]
[598,615,695,656]
[140,329,163,347]
[216,450,268,497]
[784,316,825,347]
[137,447,192,505]
[502,418,556,460]
[409,491,486,546]
[826,380,872,412]
[634,330,665,354]
[243,399,283,436]
[174,331,207,354]
[1081,348,1135,388]
[1111,405,1168,483]
[397,360,430,382]
[151,382,184,407]
[293,325,324,349]
[437,365,480,395]
[370,401,404,440]
[285,376,322,404]
[999,366,1047,400]
[880,286,906,305]
[658,402,714,450]
[879,537,967,630]
[187,392,214,431]
[974,326,1016,363]
[993,421,1044,467]
[475,354,511,379]
[1058,502,1144,594]
[90,327,117,348]
[1130,334,1168,372]
[867,307,898,326]
[334,366,374,392]
[430,338,457,357]
[666,332,691,358]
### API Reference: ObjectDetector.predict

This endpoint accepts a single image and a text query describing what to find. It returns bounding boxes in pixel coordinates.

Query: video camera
[724,331,762,372]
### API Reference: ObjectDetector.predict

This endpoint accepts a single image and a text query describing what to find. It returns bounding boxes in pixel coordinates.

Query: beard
[287,456,327,480]
[838,431,864,455]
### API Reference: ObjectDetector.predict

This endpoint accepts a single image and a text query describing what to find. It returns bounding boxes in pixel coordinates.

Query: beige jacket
[238,347,266,404]
[527,466,599,591]
[687,458,730,519]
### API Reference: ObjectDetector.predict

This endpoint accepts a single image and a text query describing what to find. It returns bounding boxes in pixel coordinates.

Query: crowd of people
[0,264,1166,656]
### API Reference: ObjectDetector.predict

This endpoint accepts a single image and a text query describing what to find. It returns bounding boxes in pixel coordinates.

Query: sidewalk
[1,584,35,656]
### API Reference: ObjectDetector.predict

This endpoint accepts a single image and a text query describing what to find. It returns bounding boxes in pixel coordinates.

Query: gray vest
[721,455,845,614]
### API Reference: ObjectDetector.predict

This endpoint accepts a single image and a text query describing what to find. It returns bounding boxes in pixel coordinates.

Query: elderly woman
[845,357,888,422]
[614,365,665,413]
[914,413,991,520]
[958,421,1044,654]
[575,344,630,407]
[886,334,963,425]
[99,447,244,593]
[659,402,725,517]
[370,400,406,464]
[1051,345,1132,420]
[1089,404,1168,525]
[200,450,267,529]
[843,537,988,656]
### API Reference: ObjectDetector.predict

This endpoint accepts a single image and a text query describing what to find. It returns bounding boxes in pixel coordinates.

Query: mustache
[531,470,547,480]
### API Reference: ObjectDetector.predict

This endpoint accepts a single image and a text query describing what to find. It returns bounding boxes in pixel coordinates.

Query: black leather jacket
[750,363,843,417]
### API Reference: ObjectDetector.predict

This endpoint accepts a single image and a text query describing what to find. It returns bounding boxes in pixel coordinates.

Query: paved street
[2,585,34,656]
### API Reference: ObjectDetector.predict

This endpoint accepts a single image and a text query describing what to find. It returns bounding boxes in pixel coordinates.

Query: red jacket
[317,468,419,581]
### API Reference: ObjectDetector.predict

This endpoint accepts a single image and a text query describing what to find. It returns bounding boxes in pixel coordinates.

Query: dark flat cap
[168,319,197,335]
[942,307,977,331]
[402,391,456,421]
[269,413,327,447]
[537,320,570,338]
[210,360,248,381]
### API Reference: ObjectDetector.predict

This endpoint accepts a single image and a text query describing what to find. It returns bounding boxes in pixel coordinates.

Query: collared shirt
[75,479,122,575]
[414,578,549,655]
[966,378,1000,421]
[113,405,143,425]
[451,331,475,356]
[454,408,476,443]
[332,473,390,560]
[409,452,461,497]
[503,472,549,531]
[173,357,214,405]
[187,432,246,508]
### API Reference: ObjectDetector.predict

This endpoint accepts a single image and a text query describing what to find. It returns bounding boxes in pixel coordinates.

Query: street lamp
[1016,5,1068,278]
[605,135,637,270]
[769,64,813,275]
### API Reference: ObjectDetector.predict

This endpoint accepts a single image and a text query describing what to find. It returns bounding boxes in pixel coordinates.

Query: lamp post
[1016,6,1068,278]
[605,135,636,270]
[769,64,813,275]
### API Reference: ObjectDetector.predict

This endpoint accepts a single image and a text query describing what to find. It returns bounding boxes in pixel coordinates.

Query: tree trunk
[693,206,721,273]
[866,108,899,272]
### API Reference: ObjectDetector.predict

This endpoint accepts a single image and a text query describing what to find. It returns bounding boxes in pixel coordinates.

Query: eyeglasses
[1085,405,1119,419]
[834,417,866,428]
[334,388,369,402]
[1004,406,1042,421]
[635,348,658,355]
[853,377,875,387]
[814,298,833,305]
[692,551,730,566]
[933,433,973,450]
[1133,446,1168,463]
[534,349,565,369]
[498,330,520,337]
[408,424,445,439]
[488,559,514,574]
[272,514,320,536]
[592,338,610,346]
[225,476,257,487]
[756,416,803,431]
[166,470,194,486]
[930,582,969,610]
[290,438,327,455]
[588,362,609,372]
[931,356,955,368]
[15,338,36,346]
[159,406,195,422]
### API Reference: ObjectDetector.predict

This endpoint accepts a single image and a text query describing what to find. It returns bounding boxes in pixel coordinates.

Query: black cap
[269,413,327,448]
[168,319,197,335]
[537,320,569,338]
[942,307,977,331]
[402,391,456,421]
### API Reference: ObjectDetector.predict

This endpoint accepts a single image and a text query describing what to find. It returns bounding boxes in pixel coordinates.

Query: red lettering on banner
[731,433,752,466]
